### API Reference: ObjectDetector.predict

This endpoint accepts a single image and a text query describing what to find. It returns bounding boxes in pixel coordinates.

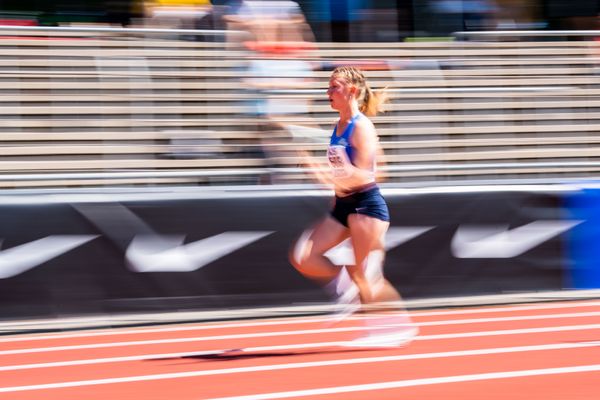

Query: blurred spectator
[224,1,318,183]
[223,0,311,39]
[330,0,367,42]
[306,0,367,42]
[428,0,498,35]
[223,0,316,96]
[195,0,242,30]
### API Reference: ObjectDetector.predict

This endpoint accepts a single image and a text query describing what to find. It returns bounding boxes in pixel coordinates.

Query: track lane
[2,340,598,399]
[206,369,600,400]
[1,330,598,386]
[2,313,599,366]
[1,300,599,400]
[2,301,598,348]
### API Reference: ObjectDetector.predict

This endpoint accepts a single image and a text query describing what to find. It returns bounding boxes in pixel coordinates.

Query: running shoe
[326,268,361,321]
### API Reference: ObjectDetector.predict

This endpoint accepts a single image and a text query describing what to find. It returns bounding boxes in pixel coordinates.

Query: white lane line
[418,323,600,340]
[203,364,600,400]
[2,312,600,356]
[1,341,599,393]
[0,341,345,372]
[414,300,600,317]
[2,300,599,343]
[2,323,600,371]
[419,311,600,326]
[0,325,362,356]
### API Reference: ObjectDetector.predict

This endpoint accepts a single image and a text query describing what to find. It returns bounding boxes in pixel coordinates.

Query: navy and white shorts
[330,186,390,227]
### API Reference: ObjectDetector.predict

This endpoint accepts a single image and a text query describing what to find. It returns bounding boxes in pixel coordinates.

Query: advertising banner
[0,187,577,319]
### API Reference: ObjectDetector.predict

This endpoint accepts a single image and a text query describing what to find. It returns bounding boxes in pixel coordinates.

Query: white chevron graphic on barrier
[0,236,98,279]
[451,220,583,259]
[125,231,274,272]
[324,227,434,266]
[0,220,585,278]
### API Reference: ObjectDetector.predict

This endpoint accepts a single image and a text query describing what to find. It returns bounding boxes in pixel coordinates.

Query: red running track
[0,300,599,399]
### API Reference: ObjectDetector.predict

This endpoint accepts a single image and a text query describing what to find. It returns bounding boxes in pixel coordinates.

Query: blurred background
[1,0,600,189]
[1,1,600,320]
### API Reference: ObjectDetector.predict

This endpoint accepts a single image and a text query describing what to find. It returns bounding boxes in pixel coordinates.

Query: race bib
[327,145,353,178]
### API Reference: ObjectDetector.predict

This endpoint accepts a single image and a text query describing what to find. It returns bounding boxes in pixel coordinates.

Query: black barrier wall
[0,187,574,319]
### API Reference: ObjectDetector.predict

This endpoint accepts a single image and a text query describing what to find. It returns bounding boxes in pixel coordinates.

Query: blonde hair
[331,66,388,117]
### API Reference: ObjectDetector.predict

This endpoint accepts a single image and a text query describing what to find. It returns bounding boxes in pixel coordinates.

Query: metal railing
[0,24,243,37]
[454,29,600,39]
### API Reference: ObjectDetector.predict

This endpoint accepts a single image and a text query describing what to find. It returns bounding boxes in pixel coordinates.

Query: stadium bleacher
[2,25,600,188]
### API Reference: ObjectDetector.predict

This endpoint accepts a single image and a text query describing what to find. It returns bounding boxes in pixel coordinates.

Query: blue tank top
[327,113,376,187]
[330,113,361,164]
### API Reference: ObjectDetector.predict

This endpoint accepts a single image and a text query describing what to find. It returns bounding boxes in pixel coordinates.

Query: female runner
[290,66,417,346]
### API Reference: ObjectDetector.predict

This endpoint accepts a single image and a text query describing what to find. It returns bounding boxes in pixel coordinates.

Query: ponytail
[360,85,388,117]
[332,66,388,117]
